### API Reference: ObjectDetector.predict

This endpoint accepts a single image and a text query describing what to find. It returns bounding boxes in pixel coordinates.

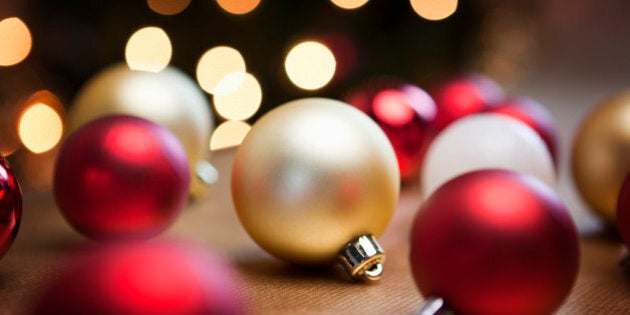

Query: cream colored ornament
[231,98,399,281]
[69,63,217,197]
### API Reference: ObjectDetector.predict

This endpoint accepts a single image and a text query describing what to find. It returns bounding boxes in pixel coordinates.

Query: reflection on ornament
[232,98,399,280]
[488,97,559,166]
[572,91,630,223]
[0,156,21,260]
[430,74,504,131]
[345,78,436,180]
[411,169,579,315]
[421,114,555,198]
[54,115,190,240]
[70,63,215,197]
[31,241,243,314]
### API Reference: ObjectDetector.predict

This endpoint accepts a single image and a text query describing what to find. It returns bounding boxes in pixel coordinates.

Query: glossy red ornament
[410,169,579,315]
[0,155,21,260]
[31,241,243,314]
[345,79,436,180]
[617,175,630,247]
[54,115,190,240]
[488,97,559,166]
[430,74,504,131]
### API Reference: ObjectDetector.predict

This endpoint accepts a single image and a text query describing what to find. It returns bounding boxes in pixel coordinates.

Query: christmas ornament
[344,78,436,180]
[31,241,243,314]
[54,115,190,240]
[232,98,399,280]
[421,113,555,198]
[572,90,630,223]
[618,175,630,247]
[69,63,216,197]
[430,74,504,131]
[488,97,559,166]
[411,169,579,315]
[0,155,21,260]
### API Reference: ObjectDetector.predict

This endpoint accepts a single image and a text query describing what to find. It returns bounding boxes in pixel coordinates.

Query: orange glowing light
[147,0,191,15]
[18,103,63,154]
[210,121,251,151]
[216,0,261,15]
[330,0,369,10]
[410,0,458,21]
[0,17,32,66]
[125,26,172,72]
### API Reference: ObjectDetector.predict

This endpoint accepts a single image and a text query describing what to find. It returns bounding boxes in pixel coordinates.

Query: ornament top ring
[231,98,399,280]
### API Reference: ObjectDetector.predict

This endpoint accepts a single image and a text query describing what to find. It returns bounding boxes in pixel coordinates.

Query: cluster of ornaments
[4,64,630,313]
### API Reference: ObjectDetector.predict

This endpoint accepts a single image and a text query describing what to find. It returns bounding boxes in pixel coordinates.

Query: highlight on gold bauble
[69,63,216,197]
[572,90,630,223]
[421,113,555,198]
[231,97,400,281]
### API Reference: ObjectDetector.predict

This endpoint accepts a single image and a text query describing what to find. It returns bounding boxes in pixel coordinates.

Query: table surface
[1,148,630,315]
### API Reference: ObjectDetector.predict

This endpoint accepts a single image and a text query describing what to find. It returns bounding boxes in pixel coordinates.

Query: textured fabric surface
[1,150,630,314]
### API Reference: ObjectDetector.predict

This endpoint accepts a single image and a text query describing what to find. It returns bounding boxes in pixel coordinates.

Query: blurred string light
[216,0,261,15]
[330,0,370,10]
[18,98,64,154]
[0,17,32,66]
[213,73,262,120]
[410,0,458,21]
[147,0,191,15]
[125,26,172,72]
[210,120,251,151]
[196,46,246,95]
[285,41,336,91]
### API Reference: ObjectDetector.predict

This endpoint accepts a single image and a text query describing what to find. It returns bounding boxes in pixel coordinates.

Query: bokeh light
[330,0,370,10]
[0,17,32,66]
[285,41,336,91]
[213,73,262,120]
[410,0,458,21]
[18,103,63,154]
[125,26,172,72]
[147,0,191,15]
[216,0,261,15]
[210,120,251,151]
[196,46,246,95]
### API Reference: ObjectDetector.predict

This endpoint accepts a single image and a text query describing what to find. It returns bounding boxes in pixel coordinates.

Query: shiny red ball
[617,175,630,246]
[345,79,436,180]
[410,169,579,315]
[488,97,559,166]
[0,156,21,260]
[31,241,243,314]
[54,115,190,240]
[430,74,504,131]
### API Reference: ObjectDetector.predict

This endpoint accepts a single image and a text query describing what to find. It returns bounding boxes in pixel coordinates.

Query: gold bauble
[232,98,399,269]
[70,64,216,197]
[572,90,630,223]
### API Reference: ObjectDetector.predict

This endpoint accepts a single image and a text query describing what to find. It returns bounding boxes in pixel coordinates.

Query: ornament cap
[338,234,385,281]
[195,160,219,185]
[419,297,453,315]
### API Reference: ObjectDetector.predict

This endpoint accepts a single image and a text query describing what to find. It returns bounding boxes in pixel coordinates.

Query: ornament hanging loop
[195,160,219,185]
[339,234,385,281]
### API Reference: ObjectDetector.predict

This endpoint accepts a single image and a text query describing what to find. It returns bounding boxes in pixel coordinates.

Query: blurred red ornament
[488,97,559,166]
[430,74,504,131]
[345,79,436,180]
[617,175,630,247]
[54,115,190,240]
[0,155,21,260]
[410,169,579,315]
[31,241,243,314]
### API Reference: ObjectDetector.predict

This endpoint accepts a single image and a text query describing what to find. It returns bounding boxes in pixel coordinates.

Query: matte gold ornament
[231,98,399,281]
[69,64,217,197]
[572,90,630,223]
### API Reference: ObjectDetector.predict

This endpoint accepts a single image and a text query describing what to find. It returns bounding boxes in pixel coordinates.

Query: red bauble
[345,79,436,180]
[0,156,21,259]
[430,74,504,131]
[617,175,630,247]
[54,115,190,240]
[488,97,559,166]
[410,169,579,315]
[31,241,243,314]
